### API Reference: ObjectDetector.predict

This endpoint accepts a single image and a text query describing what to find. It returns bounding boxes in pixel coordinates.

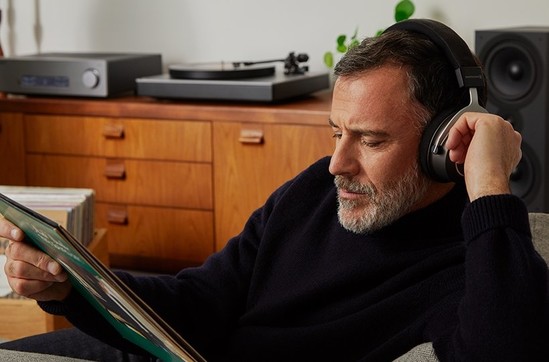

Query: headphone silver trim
[430,88,488,154]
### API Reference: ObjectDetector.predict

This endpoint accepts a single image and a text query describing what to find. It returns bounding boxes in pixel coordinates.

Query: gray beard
[334,163,431,234]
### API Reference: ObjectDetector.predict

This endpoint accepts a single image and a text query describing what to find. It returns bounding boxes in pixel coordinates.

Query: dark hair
[334,28,486,128]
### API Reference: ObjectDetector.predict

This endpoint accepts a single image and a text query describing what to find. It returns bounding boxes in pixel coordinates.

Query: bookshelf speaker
[476,27,549,212]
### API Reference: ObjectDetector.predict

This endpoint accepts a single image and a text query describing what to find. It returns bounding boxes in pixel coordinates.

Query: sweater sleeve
[36,178,290,360]
[36,158,333,360]
[437,194,549,361]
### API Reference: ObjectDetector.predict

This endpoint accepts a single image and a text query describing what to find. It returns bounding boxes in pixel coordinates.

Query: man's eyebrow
[328,119,339,128]
[328,119,389,137]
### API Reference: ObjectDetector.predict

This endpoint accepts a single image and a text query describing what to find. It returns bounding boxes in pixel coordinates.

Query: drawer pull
[239,129,264,144]
[103,124,125,139]
[107,207,128,225]
[104,160,126,179]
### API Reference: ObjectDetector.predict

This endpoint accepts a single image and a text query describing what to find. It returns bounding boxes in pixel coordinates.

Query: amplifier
[0,52,162,97]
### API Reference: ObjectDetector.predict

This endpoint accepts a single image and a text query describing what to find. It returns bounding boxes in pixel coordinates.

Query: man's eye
[361,140,382,148]
[332,133,342,140]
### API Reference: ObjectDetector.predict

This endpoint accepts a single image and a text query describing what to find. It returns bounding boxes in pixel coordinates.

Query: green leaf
[395,0,415,22]
[326,0,417,63]
[324,51,334,68]
[336,34,348,53]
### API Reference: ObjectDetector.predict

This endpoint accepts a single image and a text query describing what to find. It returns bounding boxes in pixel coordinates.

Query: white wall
[1,0,548,72]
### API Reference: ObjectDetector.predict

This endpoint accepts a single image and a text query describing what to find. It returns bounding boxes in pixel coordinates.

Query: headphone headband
[385,19,484,89]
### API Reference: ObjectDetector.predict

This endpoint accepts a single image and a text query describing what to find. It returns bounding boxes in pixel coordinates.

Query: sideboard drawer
[96,203,214,270]
[25,155,213,210]
[24,115,212,162]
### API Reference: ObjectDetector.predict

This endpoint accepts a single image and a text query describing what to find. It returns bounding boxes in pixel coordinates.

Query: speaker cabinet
[476,27,549,212]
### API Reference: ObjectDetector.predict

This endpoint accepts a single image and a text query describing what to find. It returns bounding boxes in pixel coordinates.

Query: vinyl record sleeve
[0,192,206,362]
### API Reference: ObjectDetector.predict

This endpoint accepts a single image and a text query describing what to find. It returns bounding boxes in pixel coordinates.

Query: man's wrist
[466,177,511,202]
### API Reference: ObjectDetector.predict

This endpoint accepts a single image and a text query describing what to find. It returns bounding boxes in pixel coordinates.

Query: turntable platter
[169,63,275,80]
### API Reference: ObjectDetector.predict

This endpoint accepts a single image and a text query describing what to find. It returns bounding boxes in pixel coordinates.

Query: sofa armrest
[529,213,549,263]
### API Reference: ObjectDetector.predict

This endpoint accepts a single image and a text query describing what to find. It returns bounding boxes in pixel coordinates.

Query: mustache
[333,175,376,196]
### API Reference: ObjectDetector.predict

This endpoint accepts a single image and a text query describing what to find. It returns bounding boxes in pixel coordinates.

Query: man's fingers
[0,217,24,241]
[447,126,472,164]
[5,258,67,282]
[4,242,67,281]
[7,273,56,298]
[7,271,71,302]
[1,220,72,302]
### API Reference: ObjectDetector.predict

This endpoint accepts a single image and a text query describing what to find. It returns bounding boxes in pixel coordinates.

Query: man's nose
[328,138,360,177]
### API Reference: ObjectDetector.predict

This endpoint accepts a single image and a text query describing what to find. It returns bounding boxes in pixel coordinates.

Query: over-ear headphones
[384,19,488,183]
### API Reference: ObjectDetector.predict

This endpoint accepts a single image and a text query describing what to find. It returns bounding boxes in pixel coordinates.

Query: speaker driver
[482,41,537,102]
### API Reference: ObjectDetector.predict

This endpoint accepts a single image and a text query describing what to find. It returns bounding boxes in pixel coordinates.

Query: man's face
[329,65,443,234]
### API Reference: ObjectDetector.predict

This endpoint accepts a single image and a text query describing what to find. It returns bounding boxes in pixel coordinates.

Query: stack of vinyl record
[0,185,95,246]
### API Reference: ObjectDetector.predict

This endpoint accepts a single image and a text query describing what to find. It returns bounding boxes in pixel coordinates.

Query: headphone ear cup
[419,109,456,182]
[420,88,488,183]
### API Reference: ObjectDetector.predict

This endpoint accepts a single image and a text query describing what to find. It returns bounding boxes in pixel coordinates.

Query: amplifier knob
[82,68,100,88]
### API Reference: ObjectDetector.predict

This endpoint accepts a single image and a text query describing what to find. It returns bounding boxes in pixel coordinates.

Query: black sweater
[41,157,549,361]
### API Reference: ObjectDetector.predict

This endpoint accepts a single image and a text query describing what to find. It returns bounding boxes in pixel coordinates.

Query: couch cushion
[393,342,438,361]
[0,349,93,362]
[529,213,549,263]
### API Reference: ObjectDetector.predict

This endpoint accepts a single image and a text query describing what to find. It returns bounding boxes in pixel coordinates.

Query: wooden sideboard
[0,92,333,273]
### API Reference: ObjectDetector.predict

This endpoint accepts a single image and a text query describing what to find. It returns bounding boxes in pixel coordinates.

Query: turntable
[136,52,331,102]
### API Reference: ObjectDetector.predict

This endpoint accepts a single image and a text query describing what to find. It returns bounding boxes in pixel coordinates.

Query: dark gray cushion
[0,349,93,362]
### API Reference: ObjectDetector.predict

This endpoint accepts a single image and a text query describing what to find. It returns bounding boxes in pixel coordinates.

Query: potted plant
[323,0,415,68]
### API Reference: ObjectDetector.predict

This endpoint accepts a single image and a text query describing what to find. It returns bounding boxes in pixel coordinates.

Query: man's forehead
[330,70,423,132]
[329,96,411,132]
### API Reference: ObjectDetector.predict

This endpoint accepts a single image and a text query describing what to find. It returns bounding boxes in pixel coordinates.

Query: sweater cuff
[37,300,69,316]
[462,194,531,243]
[37,288,82,316]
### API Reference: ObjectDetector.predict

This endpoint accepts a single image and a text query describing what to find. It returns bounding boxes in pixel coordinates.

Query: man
[1,20,548,361]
